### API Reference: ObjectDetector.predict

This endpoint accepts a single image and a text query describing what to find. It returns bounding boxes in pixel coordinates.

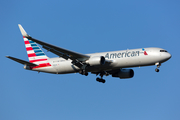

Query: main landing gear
[79,69,88,76]
[79,70,107,83]
[96,77,105,83]
[155,62,161,72]
[96,71,108,83]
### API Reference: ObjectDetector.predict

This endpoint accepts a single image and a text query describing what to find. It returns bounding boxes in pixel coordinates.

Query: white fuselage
[30,47,171,74]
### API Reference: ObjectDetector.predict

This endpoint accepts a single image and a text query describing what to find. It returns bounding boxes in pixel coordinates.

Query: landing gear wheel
[79,70,88,76]
[79,70,83,74]
[155,68,159,72]
[101,79,106,83]
[96,78,100,81]
[96,78,106,83]
[85,72,88,76]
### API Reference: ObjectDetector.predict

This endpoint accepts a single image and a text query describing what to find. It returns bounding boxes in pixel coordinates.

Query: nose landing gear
[155,62,161,72]
[155,68,159,72]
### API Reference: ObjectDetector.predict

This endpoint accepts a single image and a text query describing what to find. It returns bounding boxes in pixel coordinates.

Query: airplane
[6,24,172,83]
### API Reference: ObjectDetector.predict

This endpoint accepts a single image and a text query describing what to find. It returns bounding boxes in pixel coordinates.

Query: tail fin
[18,24,49,64]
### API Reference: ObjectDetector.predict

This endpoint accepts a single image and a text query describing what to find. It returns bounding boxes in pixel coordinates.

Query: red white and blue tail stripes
[23,36,51,68]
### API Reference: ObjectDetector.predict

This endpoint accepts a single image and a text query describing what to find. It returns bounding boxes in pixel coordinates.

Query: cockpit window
[160,50,168,52]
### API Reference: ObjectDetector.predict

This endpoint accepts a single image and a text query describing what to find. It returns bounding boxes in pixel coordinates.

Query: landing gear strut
[96,71,107,83]
[79,70,88,76]
[155,62,161,72]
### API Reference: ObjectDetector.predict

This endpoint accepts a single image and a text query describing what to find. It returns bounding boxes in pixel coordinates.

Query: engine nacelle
[112,69,134,79]
[86,56,105,66]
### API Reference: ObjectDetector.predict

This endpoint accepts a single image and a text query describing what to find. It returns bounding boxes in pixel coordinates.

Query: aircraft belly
[138,55,163,66]
[113,55,156,68]
[110,57,139,68]
[32,66,57,73]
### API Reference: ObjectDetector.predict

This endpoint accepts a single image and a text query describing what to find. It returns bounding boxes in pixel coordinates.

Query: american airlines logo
[142,48,148,55]
[105,48,148,59]
[105,51,140,59]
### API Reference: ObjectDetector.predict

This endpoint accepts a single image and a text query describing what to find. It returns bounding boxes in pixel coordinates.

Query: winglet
[18,24,30,37]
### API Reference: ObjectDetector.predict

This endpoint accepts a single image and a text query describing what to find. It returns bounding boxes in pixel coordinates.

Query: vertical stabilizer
[18,24,49,65]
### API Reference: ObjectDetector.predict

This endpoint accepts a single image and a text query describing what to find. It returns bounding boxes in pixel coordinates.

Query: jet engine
[112,69,134,79]
[86,56,105,66]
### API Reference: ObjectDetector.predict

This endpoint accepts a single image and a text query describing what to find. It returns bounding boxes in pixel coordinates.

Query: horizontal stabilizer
[6,56,38,66]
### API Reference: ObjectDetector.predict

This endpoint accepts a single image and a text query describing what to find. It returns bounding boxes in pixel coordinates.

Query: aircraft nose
[168,52,171,59]
[165,52,172,60]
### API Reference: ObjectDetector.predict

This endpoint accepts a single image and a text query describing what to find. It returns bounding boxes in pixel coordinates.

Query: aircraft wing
[6,56,38,66]
[27,37,89,61]
[18,24,90,62]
